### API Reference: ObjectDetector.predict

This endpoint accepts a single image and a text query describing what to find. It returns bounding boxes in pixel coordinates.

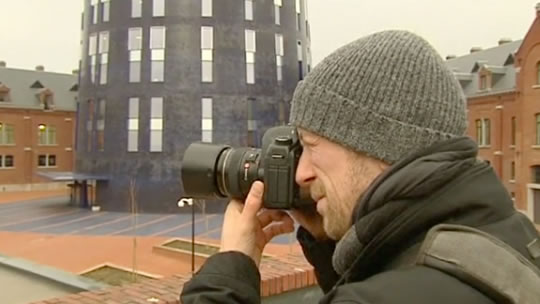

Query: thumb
[242,181,264,218]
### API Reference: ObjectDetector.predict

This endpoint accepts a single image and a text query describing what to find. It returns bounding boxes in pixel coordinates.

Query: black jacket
[180,138,540,303]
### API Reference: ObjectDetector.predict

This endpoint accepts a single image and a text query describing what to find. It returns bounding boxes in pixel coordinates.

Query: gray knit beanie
[289,30,467,164]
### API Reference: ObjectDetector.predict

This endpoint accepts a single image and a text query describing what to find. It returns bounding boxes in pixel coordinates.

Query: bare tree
[129,178,138,282]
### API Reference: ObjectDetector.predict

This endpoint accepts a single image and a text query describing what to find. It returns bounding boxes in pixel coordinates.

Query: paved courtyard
[0,191,302,281]
[0,194,297,243]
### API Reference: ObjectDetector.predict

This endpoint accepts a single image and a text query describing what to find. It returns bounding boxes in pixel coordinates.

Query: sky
[0,0,538,74]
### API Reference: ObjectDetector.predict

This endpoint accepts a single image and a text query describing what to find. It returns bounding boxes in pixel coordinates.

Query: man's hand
[289,205,329,240]
[220,181,295,267]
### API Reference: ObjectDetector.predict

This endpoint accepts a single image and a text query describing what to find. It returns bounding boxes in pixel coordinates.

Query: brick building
[446,3,540,224]
[0,63,78,191]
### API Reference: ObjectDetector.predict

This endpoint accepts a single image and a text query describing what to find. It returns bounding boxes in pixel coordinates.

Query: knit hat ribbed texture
[289,30,467,164]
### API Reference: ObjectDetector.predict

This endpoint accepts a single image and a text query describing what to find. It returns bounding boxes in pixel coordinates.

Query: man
[180,30,540,303]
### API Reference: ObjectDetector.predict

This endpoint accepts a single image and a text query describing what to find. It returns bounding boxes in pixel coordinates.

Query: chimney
[470,47,483,54]
[35,65,45,71]
[498,38,512,46]
[0,61,6,68]
[446,55,457,60]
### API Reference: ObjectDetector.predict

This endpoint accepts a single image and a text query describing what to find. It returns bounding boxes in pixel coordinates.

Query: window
[36,89,55,110]
[479,74,489,90]
[475,119,482,144]
[87,100,94,151]
[101,0,110,22]
[91,0,99,24]
[97,99,106,151]
[150,27,166,82]
[274,0,281,25]
[245,30,256,84]
[297,41,304,80]
[483,119,490,146]
[275,34,284,82]
[247,98,257,147]
[475,119,490,146]
[202,0,212,17]
[0,84,10,102]
[0,155,14,168]
[0,123,15,145]
[127,98,139,152]
[536,114,540,146]
[511,116,516,146]
[89,33,98,83]
[537,62,540,85]
[307,47,312,73]
[38,155,56,168]
[99,31,109,85]
[532,166,540,183]
[38,124,57,146]
[132,0,142,18]
[128,28,143,83]
[153,0,165,17]
[295,0,302,31]
[245,0,253,21]
[510,161,515,181]
[150,97,163,152]
[202,98,213,142]
[201,26,214,83]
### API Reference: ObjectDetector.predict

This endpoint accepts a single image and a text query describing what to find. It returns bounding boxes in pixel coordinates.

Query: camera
[181,125,312,209]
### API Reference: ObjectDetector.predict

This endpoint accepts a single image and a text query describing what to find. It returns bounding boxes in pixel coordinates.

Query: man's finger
[225,199,244,216]
[242,181,264,218]
[263,220,295,242]
[258,210,292,228]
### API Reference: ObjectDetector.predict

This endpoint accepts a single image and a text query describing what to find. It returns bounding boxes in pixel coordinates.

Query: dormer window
[0,83,11,102]
[35,88,55,110]
[479,74,489,90]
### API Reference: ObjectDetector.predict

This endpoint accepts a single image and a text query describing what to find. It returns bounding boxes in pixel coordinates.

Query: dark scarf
[332,137,512,280]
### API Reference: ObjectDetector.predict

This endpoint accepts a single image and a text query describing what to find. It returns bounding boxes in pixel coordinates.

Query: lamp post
[178,198,195,274]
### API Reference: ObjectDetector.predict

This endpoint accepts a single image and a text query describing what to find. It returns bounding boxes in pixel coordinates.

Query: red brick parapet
[29,253,316,304]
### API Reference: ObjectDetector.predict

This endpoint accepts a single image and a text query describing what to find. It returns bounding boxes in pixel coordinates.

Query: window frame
[536,61,540,85]
[0,122,15,145]
[37,154,57,168]
[0,155,14,168]
[37,124,57,146]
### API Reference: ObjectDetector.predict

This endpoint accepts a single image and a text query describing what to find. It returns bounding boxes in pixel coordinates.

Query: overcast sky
[0,0,538,74]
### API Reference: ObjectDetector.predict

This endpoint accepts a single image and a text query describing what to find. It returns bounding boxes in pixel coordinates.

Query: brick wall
[0,108,76,185]
[28,253,316,304]
[466,8,540,218]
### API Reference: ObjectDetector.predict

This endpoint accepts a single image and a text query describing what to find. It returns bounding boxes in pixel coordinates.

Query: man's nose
[296,151,315,187]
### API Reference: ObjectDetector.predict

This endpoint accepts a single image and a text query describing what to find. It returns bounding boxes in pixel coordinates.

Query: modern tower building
[77,0,312,212]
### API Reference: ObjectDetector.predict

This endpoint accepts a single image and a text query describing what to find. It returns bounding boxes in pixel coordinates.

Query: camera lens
[181,143,230,199]
[181,143,262,200]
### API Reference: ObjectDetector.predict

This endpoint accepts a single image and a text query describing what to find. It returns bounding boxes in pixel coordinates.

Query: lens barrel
[181,143,230,199]
[181,143,262,200]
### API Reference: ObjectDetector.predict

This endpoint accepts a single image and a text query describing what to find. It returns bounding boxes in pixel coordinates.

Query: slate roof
[0,67,78,112]
[446,40,522,98]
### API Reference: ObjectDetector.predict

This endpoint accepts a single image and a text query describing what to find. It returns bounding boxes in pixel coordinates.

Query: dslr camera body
[181,126,311,209]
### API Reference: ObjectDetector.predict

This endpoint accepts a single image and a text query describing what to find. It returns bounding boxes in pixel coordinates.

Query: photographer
[180,30,540,303]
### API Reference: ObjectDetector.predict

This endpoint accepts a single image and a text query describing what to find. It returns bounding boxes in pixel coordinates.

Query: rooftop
[0,65,78,112]
[446,40,522,98]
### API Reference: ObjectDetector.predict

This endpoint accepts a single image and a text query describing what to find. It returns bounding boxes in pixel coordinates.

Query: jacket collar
[332,137,514,280]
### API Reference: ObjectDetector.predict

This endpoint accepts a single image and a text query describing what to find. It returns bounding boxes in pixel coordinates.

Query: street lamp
[178,198,195,275]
